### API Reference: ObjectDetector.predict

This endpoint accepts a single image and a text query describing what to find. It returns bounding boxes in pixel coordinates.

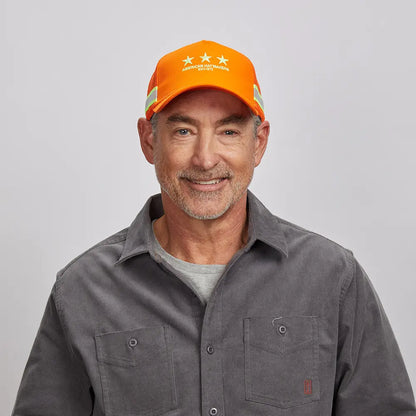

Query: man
[13,40,415,415]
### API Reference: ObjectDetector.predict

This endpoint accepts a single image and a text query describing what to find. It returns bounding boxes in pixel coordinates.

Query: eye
[224,130,237,136]
[176,128,190,136]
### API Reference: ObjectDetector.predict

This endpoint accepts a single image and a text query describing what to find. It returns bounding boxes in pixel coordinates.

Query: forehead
[159,88,252,120]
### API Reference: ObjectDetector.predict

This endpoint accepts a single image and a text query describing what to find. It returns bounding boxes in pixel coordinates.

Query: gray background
[2,0,415,413]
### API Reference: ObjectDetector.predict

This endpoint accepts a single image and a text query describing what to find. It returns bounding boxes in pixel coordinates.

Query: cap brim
[152,84,263,121]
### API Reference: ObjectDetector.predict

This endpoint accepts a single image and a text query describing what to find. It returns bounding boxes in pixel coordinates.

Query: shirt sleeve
[333,256,416,415]
[12,285,93,416]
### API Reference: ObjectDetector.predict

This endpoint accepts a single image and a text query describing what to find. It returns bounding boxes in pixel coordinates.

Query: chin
[185,211,227,221]
[181,201,232,221]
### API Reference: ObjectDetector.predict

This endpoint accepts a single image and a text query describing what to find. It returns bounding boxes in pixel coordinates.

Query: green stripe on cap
[253,84,264,111]
[145,86,158,112]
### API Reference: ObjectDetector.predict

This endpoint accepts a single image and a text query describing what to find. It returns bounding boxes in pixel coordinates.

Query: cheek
[154,148,188,177]
[230,146,257,171]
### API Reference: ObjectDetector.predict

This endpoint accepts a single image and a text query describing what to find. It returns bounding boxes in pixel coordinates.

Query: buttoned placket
[155,250,228,415]
[200,284,225,416]
[199,245,252,416]
[147,242,224,414]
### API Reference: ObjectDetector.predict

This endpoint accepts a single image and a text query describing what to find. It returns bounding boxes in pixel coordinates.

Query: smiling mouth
[190,179,224,185]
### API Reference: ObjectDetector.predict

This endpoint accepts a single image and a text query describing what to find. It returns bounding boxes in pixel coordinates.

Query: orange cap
[145,40,265,121]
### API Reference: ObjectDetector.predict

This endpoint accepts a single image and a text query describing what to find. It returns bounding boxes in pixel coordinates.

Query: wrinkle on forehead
[166,113,252,128]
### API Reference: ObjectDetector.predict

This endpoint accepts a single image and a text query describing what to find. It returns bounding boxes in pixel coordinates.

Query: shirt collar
[245,191,288,257]
[116,191,288,265]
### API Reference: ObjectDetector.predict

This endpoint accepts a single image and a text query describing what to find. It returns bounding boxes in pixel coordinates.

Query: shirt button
[206,344,214,354]
[209,408,218,416]
[278,325,287,335]
[128,337,138,347]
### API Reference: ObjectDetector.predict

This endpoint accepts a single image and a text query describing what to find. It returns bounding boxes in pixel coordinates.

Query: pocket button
[278,324,287,335]
[209,408,218,415]
[128,337,138,347]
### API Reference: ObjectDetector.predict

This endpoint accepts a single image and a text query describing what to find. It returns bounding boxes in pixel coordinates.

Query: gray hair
[150,113,159,136]
[253,115,261,136]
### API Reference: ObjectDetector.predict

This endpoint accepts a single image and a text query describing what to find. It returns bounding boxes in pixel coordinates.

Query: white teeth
[192,179,222,185]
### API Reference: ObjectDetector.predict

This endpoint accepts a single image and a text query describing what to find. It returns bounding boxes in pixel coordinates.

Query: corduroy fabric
[12,192,416,416]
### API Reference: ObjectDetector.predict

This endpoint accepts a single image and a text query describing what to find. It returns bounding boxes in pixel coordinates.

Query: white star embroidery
[217,55,228,65]
[182,56,194,66]
[200,52,211,63]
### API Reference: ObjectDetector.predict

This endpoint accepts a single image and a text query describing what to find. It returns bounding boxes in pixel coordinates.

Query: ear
[138,117,155,164]
[254,120,270,167]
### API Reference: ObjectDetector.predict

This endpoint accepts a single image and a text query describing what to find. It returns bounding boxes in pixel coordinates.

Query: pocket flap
[244,316,317,354]
[95,326,167,367]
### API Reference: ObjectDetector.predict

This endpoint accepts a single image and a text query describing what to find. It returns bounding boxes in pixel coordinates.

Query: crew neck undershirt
[151,222,226,304]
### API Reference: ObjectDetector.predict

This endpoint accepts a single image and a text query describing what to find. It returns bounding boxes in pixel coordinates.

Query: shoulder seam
[276,216,351,253]
[276,216,356,302]
[56,229,128,280]
[339,250,356,307]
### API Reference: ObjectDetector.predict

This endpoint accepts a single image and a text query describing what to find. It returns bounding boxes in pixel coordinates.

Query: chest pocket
[95,326,177,416]
[243,316,320,409]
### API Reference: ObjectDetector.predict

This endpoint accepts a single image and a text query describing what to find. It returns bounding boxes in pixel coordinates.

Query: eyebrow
[165,113,251,127]
[166,114,198,126]
[216,114,251,127]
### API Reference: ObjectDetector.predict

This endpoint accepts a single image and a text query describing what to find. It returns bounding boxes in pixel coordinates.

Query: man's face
[142,89,268,220]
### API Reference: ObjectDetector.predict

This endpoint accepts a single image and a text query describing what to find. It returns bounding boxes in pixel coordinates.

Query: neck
[153,192,249,265]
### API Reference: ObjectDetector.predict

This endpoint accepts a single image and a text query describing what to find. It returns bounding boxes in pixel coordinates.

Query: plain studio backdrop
[1,0,415,413]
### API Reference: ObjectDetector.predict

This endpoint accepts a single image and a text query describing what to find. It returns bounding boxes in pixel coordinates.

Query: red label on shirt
[304,379,312,395]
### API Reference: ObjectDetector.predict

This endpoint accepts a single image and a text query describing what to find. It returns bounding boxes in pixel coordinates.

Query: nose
[191,132,221,170]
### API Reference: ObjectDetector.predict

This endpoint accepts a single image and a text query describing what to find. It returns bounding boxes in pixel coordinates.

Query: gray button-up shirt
[13,192,416,416]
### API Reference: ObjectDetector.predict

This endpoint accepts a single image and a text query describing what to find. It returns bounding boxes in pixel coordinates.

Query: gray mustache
[179,170,232,181]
